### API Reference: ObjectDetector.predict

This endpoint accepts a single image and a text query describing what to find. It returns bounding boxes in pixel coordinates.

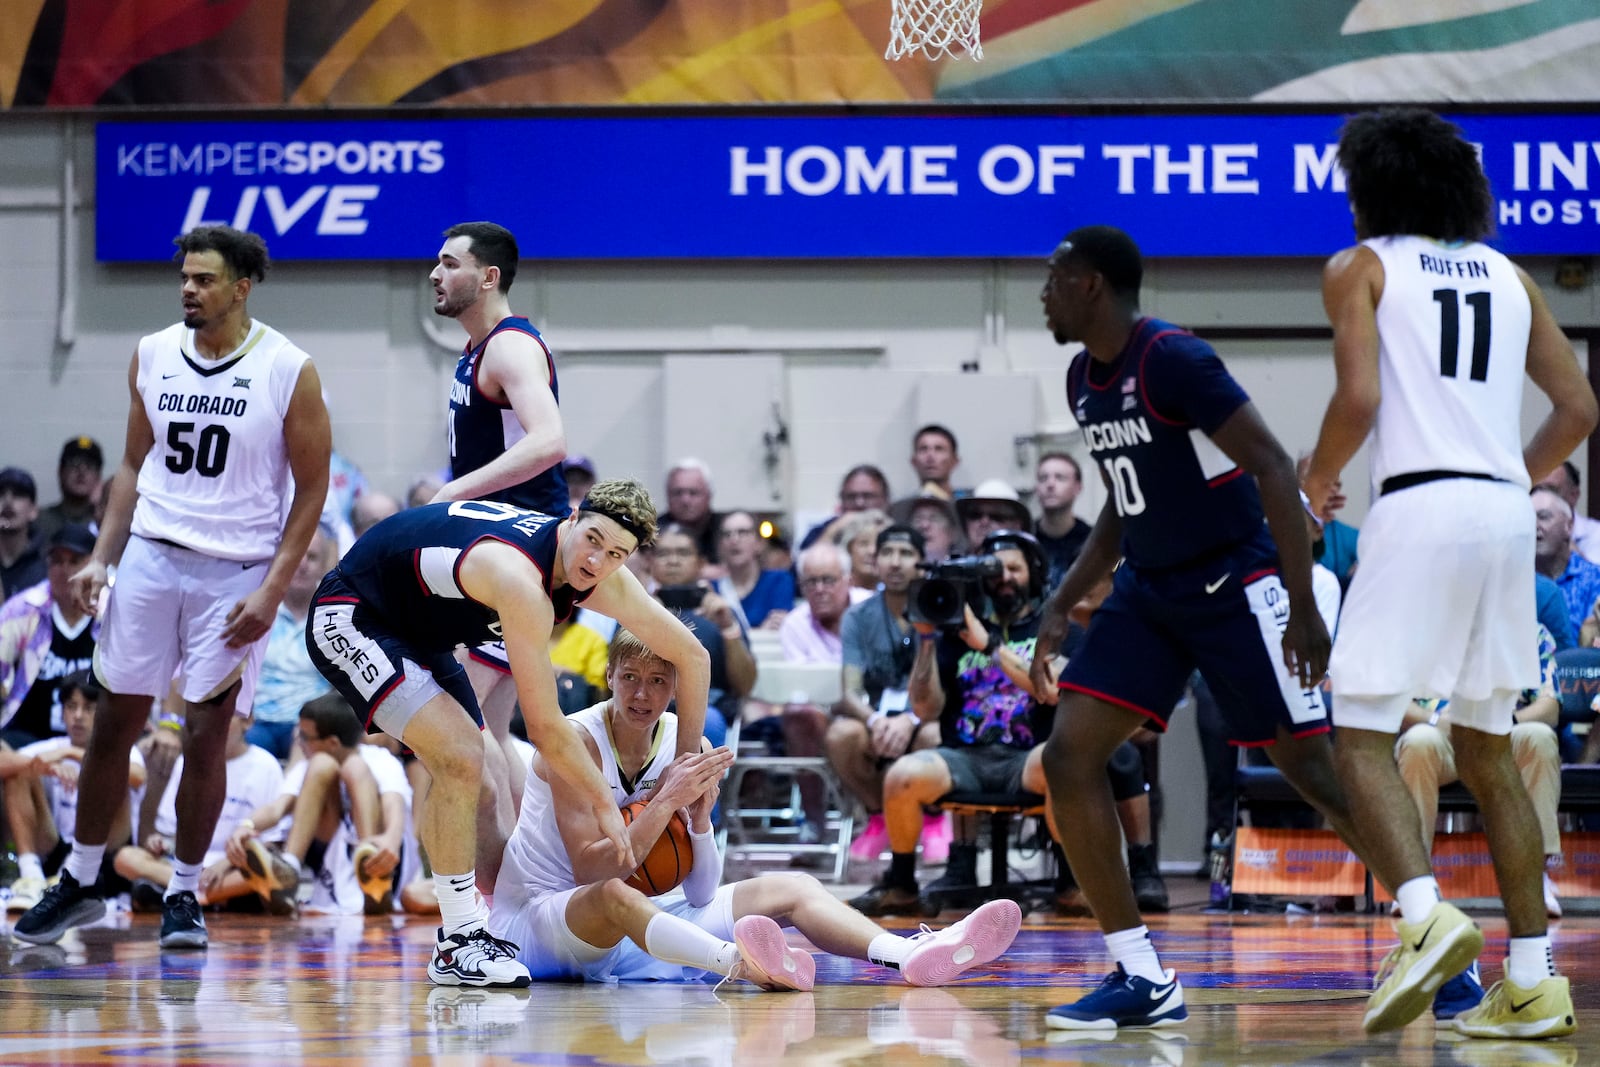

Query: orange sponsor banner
[1230,827,1366,897]
[1373,832,1600,902]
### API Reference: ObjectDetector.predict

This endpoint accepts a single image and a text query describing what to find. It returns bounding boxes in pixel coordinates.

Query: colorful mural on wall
[3,0,1596,110]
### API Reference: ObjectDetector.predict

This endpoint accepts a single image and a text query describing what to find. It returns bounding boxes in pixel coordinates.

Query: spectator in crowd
[0,524,99,750]
[564,455,597,512]
[350,491,401,540]
[34,437,104,548]
[1034,453,1090,593]
[889,425,964,524]
[1296,453,1359,587]
[222,694,411,916]
[1538,573,1576,651]
[827,525,945,862]
[660,459,723,567]
[406,473,444,509]
[1540,460,1600,563]
[715,509,795,631]
[907,496,963,562]
[801,465,892,550]
[1395,624,1565,919]
[245,524,337,759]
[0,467,44,600]
[650,523,753,749]
[321,448,369,554]
[1532,485,1600,640]
[2,672,144,913]
[957,479,1032,549]
[113,709,284,912]
[834,509,889,594]
[850,532,1163,917]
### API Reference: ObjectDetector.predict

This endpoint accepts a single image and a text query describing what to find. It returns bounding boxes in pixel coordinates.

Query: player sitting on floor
[488,628,1023,988]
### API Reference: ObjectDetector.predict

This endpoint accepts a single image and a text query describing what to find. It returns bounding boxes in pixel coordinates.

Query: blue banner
[96,113,1600,261]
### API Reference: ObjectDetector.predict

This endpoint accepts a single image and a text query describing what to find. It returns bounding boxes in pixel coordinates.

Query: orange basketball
[618,800,695,895]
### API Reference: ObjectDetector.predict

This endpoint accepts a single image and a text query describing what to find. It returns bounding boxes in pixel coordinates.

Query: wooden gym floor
[3,877,1597,1066]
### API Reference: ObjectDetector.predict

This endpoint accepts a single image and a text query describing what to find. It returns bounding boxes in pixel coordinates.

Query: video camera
[907,554,1002,629]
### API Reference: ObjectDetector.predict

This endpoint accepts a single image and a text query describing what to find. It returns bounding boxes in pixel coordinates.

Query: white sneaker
[4,875,45,913]
[428,926,532,988]
[1544,872,1562,919]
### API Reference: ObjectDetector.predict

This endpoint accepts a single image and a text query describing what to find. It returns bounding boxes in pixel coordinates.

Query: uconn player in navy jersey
[1306,110,1594,1039]
[429,222,569,855]
[306,479,710,987]
[1028,227,1373,1031]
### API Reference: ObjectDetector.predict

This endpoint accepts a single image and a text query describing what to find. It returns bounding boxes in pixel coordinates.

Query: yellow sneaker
[353,841,396,916]
[1452,972,1576,1040]
[1364,901,1484,1033]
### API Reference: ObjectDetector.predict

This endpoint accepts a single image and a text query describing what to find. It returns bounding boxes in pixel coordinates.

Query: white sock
[434,871,485,936]
[282,852,302,876]
[17,853,44,882]
[65,843,106,890]
[643,913,741,975]
[167,860,202,898]
[1395,876,1442,926]
[867,932,910,970]
[1506,935,1556,988]
[1106,925,1165,984]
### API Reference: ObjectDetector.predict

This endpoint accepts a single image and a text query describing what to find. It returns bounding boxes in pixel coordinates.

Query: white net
[886,0,984,61]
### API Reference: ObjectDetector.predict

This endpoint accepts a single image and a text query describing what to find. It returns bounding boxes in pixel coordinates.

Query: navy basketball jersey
[1067,318,1264,569]
[333,500,589,653]
[448,316,569,515]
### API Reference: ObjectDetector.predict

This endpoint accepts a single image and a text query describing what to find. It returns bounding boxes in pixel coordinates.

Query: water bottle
[1208,831,1232,908]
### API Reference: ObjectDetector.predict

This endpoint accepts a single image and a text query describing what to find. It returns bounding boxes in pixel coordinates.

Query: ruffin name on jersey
[1417,253,1489,280]
[157,393,249,416]
[1082,416,1152,453]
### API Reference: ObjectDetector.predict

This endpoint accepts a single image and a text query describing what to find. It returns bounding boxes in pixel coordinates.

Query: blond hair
[579,478,658,547]
[608,628,675,676]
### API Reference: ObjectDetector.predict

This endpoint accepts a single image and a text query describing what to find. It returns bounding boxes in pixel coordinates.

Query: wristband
[918,632,938,644]
[157,714,184,732]
[982,632,1002,656]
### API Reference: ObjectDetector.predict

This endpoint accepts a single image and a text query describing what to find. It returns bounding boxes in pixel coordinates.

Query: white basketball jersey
[499,701,679,899]
[1363,235,1532,492]
[130,320,310,561]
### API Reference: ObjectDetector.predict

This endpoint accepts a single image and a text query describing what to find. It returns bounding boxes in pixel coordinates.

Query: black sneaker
[11,871,105,945]
[848,879,937,918]
[130,878,166,913]
[160,891,208,949]
[1129,844,1170,914]
[922,843,981,908]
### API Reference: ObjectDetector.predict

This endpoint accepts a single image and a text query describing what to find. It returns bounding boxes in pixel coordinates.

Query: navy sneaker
[1046,964,1188,1030]
[159,891,208,950]
[11,871,105,945]
[1433,960,1485,1024]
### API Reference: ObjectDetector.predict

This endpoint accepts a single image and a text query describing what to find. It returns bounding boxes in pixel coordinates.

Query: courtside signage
[96,114,1600,260]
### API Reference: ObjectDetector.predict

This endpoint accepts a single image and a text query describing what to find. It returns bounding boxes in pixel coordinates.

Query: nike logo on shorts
[1204,574,1230,594]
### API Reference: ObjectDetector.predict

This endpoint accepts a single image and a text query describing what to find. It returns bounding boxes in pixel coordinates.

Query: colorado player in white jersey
[490,629,1023,989]
[13,226,331,952]
[1305,109,1597,1039]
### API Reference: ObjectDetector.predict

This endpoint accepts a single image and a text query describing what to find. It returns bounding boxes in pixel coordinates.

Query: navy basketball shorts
[1059,543,1328,746]
[304,570,482,740]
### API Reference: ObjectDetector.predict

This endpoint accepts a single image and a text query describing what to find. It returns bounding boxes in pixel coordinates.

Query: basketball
[618,800,694,895]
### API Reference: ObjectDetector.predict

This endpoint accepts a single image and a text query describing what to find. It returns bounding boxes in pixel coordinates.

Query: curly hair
[173,226,270,283]
[579,478,658,548]
[1338,108,1493,243]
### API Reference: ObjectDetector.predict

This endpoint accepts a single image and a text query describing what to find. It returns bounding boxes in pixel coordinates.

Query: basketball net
[886,0,984,61]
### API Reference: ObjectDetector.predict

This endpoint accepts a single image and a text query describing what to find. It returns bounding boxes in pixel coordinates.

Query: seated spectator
[889,425,965,524]
[406,472,444,509]
[715,509,796,631]
[2,672,144,913]
[1033,453,1090,593]
[849,532,1164,917]
[0,466,44,601]
[350,490,401,540]
[907,495,963,562]
[833,509,889,594]
[659,459,724,570]
[563,455,597,512]
[1395,624,1564,918]
[246,524,337,760]
[956,479,1032,548]
[222,694,412,915]
[33,437,103,548]
[649,523,754,749]
[801,465,892,550]
[1540,572,1577,651]
[113,710,285,911]
[0,523,99,750]
[1534,486,1600,640]
[1540,460,1600,563]
[826,526,944,862]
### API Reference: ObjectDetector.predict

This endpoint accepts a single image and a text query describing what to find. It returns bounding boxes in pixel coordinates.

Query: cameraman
[648,524,755,750]
[849,531,1161,917]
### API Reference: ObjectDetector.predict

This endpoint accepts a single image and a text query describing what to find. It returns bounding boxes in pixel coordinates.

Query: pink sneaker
[919,812,952,866]
[732,915,816,992]
[899,899,1022,987]
[851,814,891,861]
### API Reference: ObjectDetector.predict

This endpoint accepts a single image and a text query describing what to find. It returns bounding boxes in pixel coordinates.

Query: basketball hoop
[886,0,984,61]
